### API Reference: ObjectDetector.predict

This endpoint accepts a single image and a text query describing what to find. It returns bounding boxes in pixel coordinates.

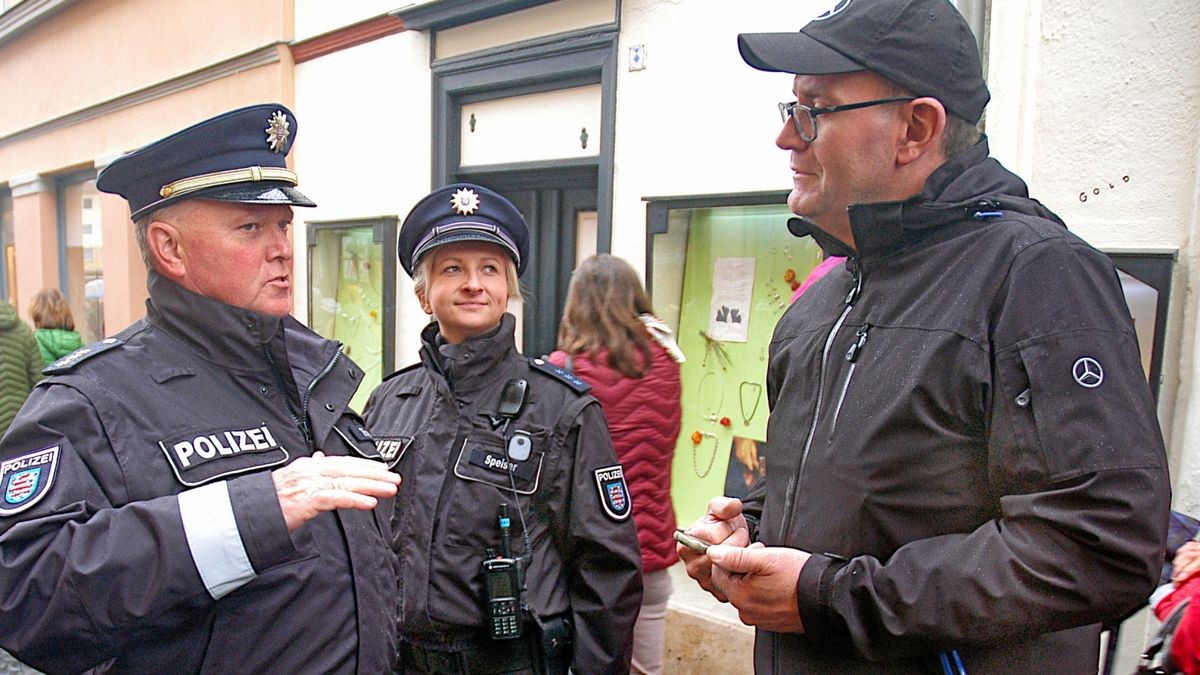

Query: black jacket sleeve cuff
[227,471,297,572]
[797,552,847,638]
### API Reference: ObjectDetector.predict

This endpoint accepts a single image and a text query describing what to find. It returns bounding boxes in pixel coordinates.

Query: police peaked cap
[97,103,316,221]
[397,183,530,278]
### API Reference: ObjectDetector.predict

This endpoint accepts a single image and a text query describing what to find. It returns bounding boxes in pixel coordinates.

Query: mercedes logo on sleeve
[1072,357,1104,388]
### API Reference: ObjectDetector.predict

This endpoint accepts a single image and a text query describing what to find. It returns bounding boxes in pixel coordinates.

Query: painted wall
[292,30,433,366]
[0,0,292,139]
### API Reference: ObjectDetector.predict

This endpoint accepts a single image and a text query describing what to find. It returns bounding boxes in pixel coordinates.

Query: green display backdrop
[666,206,824,527]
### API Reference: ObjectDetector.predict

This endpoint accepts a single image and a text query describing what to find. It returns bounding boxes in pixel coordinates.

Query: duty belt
[399,634,537,674]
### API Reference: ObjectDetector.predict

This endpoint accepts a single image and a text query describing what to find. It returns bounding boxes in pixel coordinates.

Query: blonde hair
[557,254,654,378]
[29,288,74,330]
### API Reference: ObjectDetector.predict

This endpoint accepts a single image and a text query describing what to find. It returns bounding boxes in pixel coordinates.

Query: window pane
[62,179,104,342]
[0,191,13,305]
[309,225,384,412]
[650,203,827,526]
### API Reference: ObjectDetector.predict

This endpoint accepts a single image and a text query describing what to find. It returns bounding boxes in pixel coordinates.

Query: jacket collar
[144,270,285,370]
[419,313,524,395]
[789,136,1066,264]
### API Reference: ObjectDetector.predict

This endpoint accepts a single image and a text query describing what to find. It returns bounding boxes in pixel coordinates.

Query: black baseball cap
[97,103,316,221]
[397,183,530,278]
[738,0,989,124]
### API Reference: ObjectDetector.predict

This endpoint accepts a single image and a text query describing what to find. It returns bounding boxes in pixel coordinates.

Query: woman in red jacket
[549,254,684,675]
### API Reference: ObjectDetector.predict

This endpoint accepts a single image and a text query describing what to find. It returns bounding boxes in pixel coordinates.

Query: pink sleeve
[791,256,846,303]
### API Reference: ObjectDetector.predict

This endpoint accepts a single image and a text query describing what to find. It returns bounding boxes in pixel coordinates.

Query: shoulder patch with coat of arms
[594,464,631,521]
[1,446,60,516]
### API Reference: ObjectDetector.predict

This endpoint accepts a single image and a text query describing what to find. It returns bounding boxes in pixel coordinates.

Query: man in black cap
[677,1,1170,672]
[0,104,401,674]
[364,183,642,674]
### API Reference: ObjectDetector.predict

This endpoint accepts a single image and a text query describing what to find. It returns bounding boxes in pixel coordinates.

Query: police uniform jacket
[363,314,642,674]
[0,272,396,674]
[747,138,1171,673]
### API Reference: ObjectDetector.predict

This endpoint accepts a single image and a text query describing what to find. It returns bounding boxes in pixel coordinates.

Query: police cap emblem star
[265,110,290,153]
[450,188,481,216]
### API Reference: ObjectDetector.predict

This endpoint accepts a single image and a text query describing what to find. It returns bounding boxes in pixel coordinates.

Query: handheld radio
[482,504,523,639]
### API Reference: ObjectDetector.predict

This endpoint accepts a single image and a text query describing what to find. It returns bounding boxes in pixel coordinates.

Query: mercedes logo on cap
[813,0,853,20]
[1072,357,1104,389]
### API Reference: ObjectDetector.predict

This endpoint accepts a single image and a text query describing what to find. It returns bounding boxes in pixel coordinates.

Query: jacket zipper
[830,323,871,436]
[779,266,862,540]
[303,345,343,431]
[264,342,342,444]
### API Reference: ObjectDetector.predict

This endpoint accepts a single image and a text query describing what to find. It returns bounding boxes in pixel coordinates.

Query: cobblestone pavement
[0,649,38,675]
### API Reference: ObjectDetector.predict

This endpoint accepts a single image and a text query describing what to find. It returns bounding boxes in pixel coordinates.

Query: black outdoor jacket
[746,138,1170,673]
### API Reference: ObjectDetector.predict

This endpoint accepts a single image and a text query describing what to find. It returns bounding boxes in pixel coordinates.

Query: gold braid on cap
[158,166,298,199]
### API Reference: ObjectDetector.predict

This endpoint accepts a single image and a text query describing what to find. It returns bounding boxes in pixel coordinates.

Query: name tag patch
[0,446,60,516]
[468,447,538,481]
[159,424,289,486]
[594,465,631,521]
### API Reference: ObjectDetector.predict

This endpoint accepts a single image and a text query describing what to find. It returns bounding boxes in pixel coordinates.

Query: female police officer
[363,184,641,674]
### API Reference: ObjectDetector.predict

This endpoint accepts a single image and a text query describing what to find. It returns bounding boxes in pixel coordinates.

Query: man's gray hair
[881,80,981,159]
[133,202,187,271]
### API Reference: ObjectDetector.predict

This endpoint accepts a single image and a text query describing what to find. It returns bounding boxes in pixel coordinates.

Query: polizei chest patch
[594,465,631,521]
[0,446,60,516]
[159,424,289,487]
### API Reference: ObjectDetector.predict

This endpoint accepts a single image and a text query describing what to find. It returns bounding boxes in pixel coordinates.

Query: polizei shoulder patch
[594,464,631,521]
[0,446,60,516]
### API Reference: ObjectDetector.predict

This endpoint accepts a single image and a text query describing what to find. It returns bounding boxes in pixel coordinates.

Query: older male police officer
[0,104,401,673]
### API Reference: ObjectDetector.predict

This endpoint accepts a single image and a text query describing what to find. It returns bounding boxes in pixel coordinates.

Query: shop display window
[57,175,103,343]
[646,193,824,525]
[308,217,397,412]
[0,189,13,305]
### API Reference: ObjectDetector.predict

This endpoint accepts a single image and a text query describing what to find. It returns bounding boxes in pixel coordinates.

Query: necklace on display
[690,430,720,478]
[739,381,763,426]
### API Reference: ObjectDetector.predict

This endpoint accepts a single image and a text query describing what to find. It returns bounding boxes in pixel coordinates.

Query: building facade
[3,0,1198,671]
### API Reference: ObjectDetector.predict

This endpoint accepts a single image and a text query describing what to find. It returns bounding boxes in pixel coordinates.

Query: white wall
[293,29,433,366]
[611,0,831,272]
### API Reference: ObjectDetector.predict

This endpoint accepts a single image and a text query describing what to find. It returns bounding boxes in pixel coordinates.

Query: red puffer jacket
[549,339,682,573]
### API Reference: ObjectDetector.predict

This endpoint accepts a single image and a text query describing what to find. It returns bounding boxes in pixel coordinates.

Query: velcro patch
[594,465,631,521]
[159,424,289,487]
[1,446,60,516]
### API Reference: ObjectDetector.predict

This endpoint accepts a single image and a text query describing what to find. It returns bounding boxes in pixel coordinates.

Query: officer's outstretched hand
[273,451,401,531]
[679,496,751,602]
[707,542,809,634]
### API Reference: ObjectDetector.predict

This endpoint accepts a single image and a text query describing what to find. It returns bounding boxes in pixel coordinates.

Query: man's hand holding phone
[677,496,751,602]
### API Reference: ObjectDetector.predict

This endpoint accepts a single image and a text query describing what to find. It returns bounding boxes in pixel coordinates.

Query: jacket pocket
[1006,332,1161,482]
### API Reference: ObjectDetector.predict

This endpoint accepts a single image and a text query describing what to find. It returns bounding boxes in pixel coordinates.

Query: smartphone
[674,528,711,554]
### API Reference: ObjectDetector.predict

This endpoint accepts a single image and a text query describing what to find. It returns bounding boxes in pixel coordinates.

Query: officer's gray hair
[133,202,187,271]
[412,252,521,302]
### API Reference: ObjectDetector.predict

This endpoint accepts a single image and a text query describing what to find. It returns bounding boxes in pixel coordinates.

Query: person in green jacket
[0,298,43,438]
[29,288,83,366]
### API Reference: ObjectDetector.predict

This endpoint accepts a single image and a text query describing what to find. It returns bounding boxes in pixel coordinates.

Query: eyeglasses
[778,97,918,142]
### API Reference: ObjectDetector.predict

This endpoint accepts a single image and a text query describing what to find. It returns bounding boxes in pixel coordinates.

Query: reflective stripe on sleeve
[178,481,256,599]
